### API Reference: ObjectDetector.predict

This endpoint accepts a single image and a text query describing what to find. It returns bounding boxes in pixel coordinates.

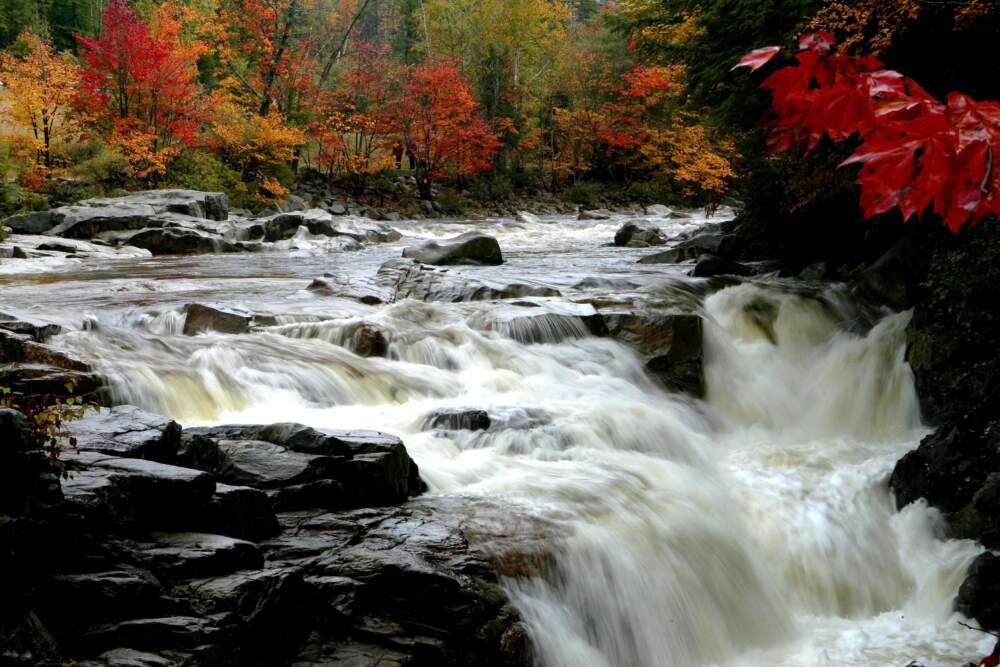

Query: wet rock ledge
[0,406,533,666]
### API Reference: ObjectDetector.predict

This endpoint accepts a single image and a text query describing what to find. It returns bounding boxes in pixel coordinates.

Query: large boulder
[61,451,216,528]
[691,253,753,277]
[124,228,243,255]
[957,552,1000,631]
[377,258,560,302]
[182,304,263,336]
[79,190,228,221]
[69,406,181,462]
[614,222,666,247]
[402,232,503,265]
[603,311,705,396]
[45,204,161,239]
[638,230,736,265]
[2,211,58,235]
[890,423,1000,514]
[259,209,400,243]
[180,423,424,509]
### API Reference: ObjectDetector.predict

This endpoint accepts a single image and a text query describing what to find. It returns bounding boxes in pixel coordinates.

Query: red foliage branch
[735,31,1000,232]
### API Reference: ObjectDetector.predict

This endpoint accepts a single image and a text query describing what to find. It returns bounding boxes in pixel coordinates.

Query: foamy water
[0,209,989,666]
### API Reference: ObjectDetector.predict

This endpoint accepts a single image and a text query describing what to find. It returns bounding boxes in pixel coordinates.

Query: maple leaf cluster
[736,30,1000,232]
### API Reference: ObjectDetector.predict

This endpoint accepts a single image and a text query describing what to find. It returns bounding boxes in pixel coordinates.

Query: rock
[134,532,264,580]
[69,406,181,462]
[578,209,612,221]
[948,473,1000,549]
[45,203,161,239]
[422,409,491,432]
[402,232,503,266]
[79,190,228,221]
[260,209,400,243]
[516,211,540,224]
[638,231,735,265]
[604,311,705,396]
[0,312,61,341]
[307,275,388,305]
[181,424,423,508]
[957,552,1000,631]
[0,329,90,371]
[36,241,79,253]
[691,253,753,277]
[0,364,105,406]
[326,202,347,215]
[377,258,560,302]
[0,408,61,515]
[890,423,1000,513]
[96,648,176,666]
[61,452,216,528]
[645,204,671,216]
[186,567,303,644]
[125,227,242,255]
[183,304,252,335]
[40,568,165,628]
[2,210,57,234]
[342,321,389,357]
[614,222,666,247]
[200,483,279,541]
[420,199,436,215]
[854,230,934,311]
[83,615,228,653]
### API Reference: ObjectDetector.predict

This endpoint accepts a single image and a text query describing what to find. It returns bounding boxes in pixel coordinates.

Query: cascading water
[2,210,990,666]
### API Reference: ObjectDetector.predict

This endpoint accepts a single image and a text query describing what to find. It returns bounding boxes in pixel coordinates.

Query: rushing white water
[2,209,990,666]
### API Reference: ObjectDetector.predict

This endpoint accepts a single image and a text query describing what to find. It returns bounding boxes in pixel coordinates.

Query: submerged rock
[402,231,504,265]
[377,258,560,302]
[423,408,492,432]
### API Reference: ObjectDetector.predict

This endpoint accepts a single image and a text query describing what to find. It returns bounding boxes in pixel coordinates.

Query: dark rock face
[604,311,705,396]
[614,222,666,247]
[2,211,57,235]
[423,409,492,432]
[125,228,243,255]
[0,408,60,515]
[949,473,1000,549]
[890,424,1000,514]
[69,406,182,462]
[957,553,1000,631]
[403,232,503,265]
[1,406,535,666]
[691,254,753,277]
[377,258,560,302]
[181,423,424,508]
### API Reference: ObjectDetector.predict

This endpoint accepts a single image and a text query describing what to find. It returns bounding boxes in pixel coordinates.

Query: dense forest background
[0,0,998,219]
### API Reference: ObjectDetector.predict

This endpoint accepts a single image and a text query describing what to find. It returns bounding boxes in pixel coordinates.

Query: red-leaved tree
[735,31,1000,232]
[394,61,500,200]
[76,0,203,180]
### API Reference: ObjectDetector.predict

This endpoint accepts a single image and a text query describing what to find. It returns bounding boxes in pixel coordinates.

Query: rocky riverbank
[0,404,541,666]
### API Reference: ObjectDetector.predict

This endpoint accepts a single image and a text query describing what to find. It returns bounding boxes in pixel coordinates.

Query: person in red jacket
[392,141,404,169]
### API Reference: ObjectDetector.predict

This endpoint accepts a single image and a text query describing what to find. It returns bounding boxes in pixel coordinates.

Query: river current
[0,209,990,666]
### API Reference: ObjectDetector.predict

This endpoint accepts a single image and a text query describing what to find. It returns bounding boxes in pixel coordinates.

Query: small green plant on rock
[1,382,94,478]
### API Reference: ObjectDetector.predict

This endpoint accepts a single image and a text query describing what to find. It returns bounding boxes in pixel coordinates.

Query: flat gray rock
[70,406,181,462]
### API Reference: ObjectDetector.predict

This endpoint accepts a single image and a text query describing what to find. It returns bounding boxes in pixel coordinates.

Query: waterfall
[29,211,991,666]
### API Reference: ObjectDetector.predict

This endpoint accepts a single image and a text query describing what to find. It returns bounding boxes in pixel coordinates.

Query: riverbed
[0,208,989,666]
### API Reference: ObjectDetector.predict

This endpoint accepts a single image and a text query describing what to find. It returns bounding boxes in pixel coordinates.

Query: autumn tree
[394,61,500,200]
[307,41,402,191]
[0,31,79,168]
[75,0,204,181]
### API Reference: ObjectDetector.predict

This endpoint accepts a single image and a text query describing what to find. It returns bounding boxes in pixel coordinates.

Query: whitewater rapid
[1,210,989,666]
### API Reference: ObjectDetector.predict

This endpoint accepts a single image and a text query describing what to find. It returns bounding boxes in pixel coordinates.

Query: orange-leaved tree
[393,60,500,200]
[307,41,402,191]
[0,31,79,170]
[75,0,205,182]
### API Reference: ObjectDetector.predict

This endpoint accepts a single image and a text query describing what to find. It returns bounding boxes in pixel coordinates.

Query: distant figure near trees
[406,144,416,170]
[392,141,404,169]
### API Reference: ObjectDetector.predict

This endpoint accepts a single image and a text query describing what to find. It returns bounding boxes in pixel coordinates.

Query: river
[0,209,990,666]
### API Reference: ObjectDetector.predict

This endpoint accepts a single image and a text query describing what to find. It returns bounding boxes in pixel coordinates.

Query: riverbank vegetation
[0,0,737,216]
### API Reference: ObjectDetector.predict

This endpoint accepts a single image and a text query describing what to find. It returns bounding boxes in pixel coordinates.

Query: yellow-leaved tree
[0,31,79,169]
